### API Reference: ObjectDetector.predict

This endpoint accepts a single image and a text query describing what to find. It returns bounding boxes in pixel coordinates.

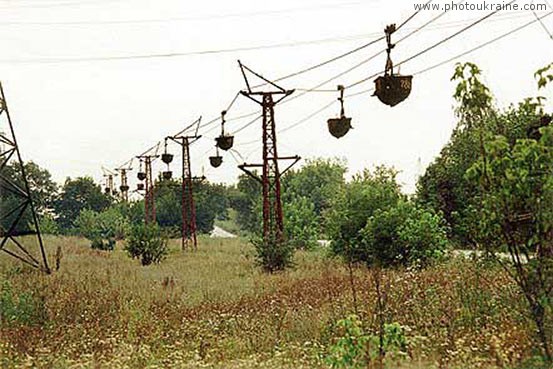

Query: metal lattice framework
[237,62,300,245]
[116,168,131,202]
[136,155,157,225]
[0,82,50,273]
[167,133,202,251]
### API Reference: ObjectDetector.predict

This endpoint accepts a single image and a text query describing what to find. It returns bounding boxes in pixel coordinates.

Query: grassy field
[0,236,545,368]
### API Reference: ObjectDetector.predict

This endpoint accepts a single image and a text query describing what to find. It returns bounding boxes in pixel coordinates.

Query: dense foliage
[124,224,168,266]
[417,62,553,361]
[0,161,57,234]
[54,177,112,231]
[327,167,447,267]
[154,178,229,235]
[75,207,130,250]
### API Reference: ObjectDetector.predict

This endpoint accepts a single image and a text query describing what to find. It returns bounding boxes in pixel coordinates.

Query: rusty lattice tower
[136,154,157,225]
[237,61,300,247]
[167,132,202,251]
[116,168,131,202]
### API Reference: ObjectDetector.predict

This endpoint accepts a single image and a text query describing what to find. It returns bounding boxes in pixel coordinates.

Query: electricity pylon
[0,82,50,273]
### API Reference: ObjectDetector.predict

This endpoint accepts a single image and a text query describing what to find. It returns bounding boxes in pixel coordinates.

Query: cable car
[216,110,234,151]
[209,145,223,168]
[327,85,352,138]
[374,24,413,107]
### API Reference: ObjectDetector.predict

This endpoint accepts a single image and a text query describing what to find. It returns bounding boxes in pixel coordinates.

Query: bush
[75,207,130,250]
[327,167,402,264]
[90,237,116,251]
[361,202,448,267]
[0,281,46,327]
[252,236,294,273]
[38,214,59,235]
[125,224,168,266]
[325,315,409,368]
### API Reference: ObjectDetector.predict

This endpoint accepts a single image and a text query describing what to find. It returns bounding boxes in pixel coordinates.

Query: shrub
[75,207,130,250]
[125,224,168,266]
[361,202,448,267]
[38,214,59,235]
[252,236,294,273]
[0,281,46,327]
[327,167,402,263]
[325,315,409,368]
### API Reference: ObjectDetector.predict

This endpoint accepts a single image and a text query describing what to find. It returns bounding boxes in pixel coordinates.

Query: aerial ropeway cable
[113,0,538,179]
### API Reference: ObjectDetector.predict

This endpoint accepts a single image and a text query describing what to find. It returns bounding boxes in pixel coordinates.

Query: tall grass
[0,236,544,368]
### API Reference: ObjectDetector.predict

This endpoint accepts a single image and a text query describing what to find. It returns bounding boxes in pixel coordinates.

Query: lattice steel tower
[0,82,50,273]
[237,62,300,247]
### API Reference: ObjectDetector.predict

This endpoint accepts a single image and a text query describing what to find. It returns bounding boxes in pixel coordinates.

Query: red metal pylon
[136,155,157,225]
[237,61,300,246]
[116,168,131,202]
[167,132,202,251]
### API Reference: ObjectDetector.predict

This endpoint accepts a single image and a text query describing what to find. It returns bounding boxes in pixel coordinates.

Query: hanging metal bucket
[162,153,174,164]
[162,171,173,180]
[374,75,413,107]
[209,156,223,168]
[327,117,352,139]
[119,185,130,192]
[137,172,146,181]
[216,135,234,151]
[137,183,145,191]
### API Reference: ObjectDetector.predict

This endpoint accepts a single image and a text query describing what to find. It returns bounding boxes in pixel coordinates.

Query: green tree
[54,177,111,231]
[231,173,262,233]
[152,178,229,234]
[284,196,320,250]
[283,158,347,217]
[417,63,545,246]
[0,161,57,234]
[327,166,402,264]
[456,62,553,362]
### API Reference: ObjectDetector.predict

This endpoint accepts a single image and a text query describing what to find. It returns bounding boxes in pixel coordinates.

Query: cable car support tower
[136,154,158,225]
[237,61,300,249]
[166,117,203,251]
[116,164,132,203]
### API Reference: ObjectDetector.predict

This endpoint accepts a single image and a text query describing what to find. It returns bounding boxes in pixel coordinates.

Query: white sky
[1,0,552,194]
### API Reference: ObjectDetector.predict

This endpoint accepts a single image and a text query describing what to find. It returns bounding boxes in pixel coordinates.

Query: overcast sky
[1,0,552,194]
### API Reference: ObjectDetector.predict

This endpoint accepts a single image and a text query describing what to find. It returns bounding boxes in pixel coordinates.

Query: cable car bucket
[374,24,413,107]
[161,138,173,180]
[137,159,146,181]
[209,145,223,168]
[215,110,234,151]
[327,85,352,138]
